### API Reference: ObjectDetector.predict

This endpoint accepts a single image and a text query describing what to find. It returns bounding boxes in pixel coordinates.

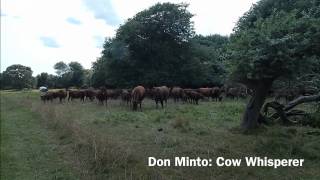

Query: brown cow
[54,90,67,102]
[186,91,204,104]
[95,89,107,105]
[68,90,85,102]
[198,88,212,100]
[132,86,145,111]
[84,89,96,101]
[211,87,222,101]
[121,89,132,106]
[106,89,122,99]
[171,87,185,102]
[40,92,55,103]
[152,86,169,108]
[226,87,247,99]
[40,90,67,103]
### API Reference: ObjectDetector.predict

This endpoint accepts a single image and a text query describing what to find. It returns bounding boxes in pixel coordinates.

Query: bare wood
[284,93,320,111]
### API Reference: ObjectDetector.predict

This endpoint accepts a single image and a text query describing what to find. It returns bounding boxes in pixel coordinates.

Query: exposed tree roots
[262,93,320,126]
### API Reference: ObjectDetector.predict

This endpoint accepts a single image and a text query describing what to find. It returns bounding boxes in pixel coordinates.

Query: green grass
[1,91,320,179]
[1,91,78,180]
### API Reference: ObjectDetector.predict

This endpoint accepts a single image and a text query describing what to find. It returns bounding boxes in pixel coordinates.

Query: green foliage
[1,64,33,89]
[53,61,85,88]
[83,69,93,87]
[36,72,49,88]
[54,61,69,76]
[191,35,229,86]
[0,73,3,89]
[68,62,85,87]
[229,0,320,84]
[92,3,209,88]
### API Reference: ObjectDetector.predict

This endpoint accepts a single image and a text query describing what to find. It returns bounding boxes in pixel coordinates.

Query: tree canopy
[92,3,227,88]
[229,0,320,129]
[2,64,34,89]
[53,61,85,88]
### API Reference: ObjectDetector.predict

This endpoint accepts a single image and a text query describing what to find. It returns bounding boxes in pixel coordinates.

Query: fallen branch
[284,93,320,111]
[262,93,319,125]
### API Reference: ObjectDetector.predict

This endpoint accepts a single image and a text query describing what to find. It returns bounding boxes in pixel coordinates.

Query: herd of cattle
[40,85,317,111]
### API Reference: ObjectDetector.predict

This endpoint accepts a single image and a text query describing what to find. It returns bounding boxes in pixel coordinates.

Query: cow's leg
[161,100,164,108]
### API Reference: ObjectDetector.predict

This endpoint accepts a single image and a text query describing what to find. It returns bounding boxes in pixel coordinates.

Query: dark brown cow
[132,86,145,111]
[198,88,212,100]
[171,87,184,102]
[54,90,67,102]
[106,89,122,99]
[84,89,96,101]
[41,90,67,103]
[95,89,107,105]
[152,86,169,108]
[68,90,85,102]
[121,89,132,106]
[211,87,222,101]
[40,92,55,103]
[186,91,204,104]
[226,87,247,99]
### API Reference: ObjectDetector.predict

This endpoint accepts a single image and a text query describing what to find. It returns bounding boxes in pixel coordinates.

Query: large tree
[36,72,49,88]
[229,0,320,129]
[54,61,69,76]
[68,61,85,87]
[2,64,33,89]
[53,61,85,88]
[92,3,204,88]
[191,35,229,86]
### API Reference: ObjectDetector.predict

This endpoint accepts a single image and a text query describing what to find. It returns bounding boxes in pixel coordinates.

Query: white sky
[1,0,258,75]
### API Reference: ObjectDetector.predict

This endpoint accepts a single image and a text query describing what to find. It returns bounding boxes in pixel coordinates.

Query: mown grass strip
[1,93,78,180]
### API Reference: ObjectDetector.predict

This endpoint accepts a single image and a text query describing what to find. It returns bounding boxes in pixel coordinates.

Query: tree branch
[284,93,320,111]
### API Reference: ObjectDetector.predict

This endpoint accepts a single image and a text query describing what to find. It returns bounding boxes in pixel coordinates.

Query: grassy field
[1,90,320,179]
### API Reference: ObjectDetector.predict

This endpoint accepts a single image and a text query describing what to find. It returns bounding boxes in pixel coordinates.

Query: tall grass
[3,91,319,179]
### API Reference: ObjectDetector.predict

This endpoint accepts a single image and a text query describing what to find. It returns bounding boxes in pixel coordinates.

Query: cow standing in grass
[171,87,185,103]
[84,89,96,101]
[226,87,247,100]
[68,90,85,102]
[186,90,204,104]
[152,86,169,108]
[121,89,132,106]
[211,87,222,101]
[95,89,107,105]
[40,90,67,103]
[132,86,145,111]
[107,89,122,100]
[55,90,67,103]
[198,88,212,100]
[41,92,54,103]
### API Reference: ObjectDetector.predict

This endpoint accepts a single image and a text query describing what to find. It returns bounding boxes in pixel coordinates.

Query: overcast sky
[1,0,258,75]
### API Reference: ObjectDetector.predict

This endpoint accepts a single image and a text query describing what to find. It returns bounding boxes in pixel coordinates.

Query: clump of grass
[254,127,320,160]
[171,117,190,132]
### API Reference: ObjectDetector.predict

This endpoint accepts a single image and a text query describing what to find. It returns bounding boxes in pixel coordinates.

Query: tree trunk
[241,82,272,130]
